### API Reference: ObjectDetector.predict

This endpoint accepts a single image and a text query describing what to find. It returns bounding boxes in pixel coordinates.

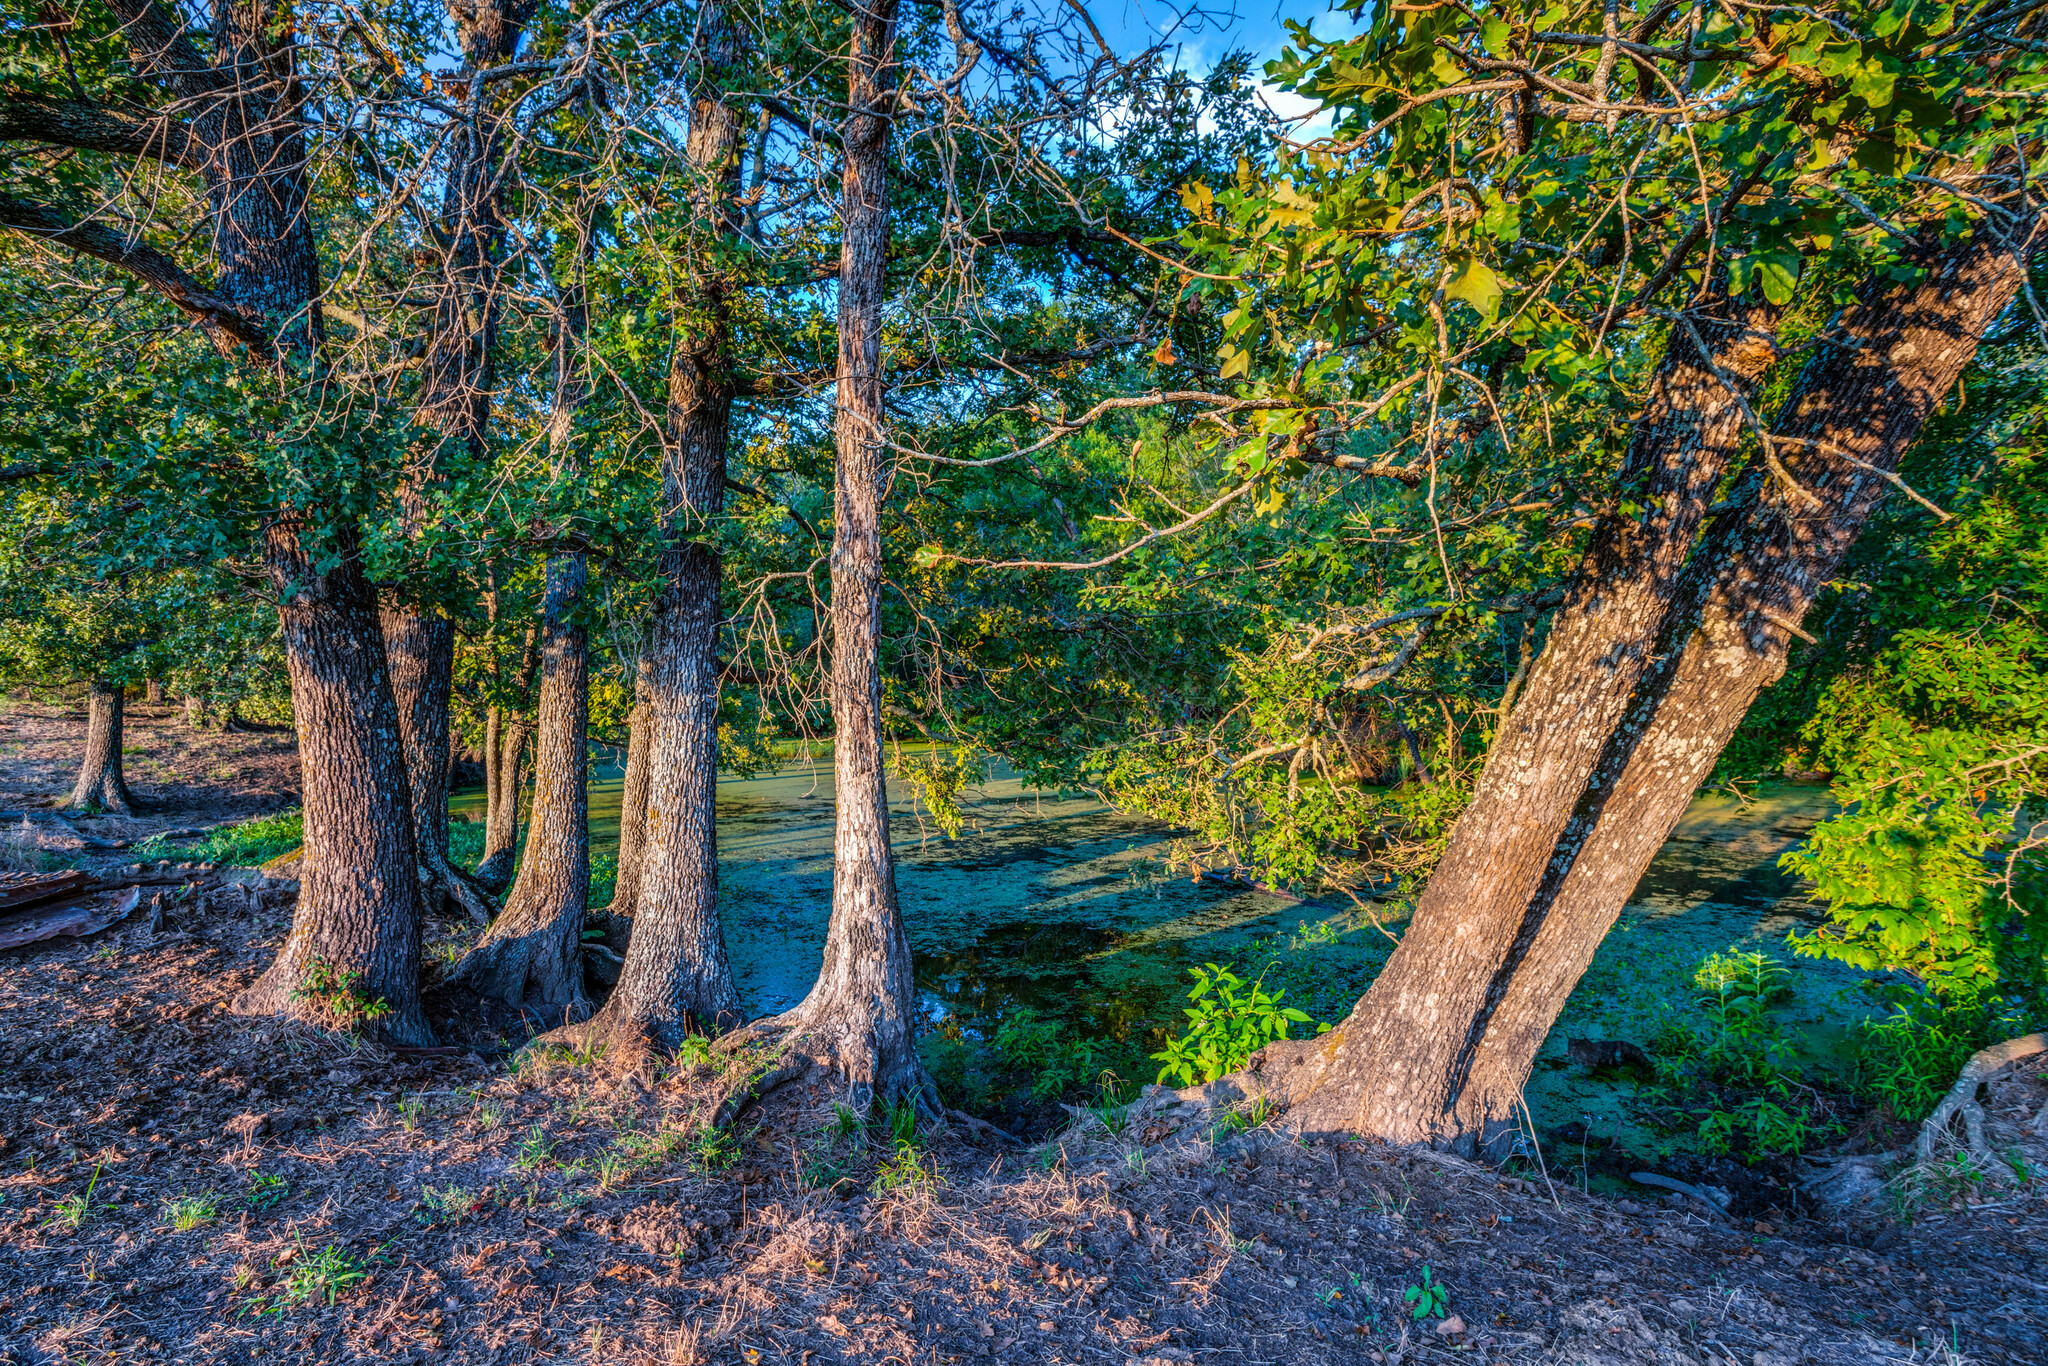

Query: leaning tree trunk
[451,213,595,1023]
[572,12,744,1061]
[478,709,531,891]
[750,0,935,1114]
[1414,231,2038,1155]
[66,679,135,814]
[235,525,433,1046]
[382,611,490,922]
[603,654,656,921]
[1265,288,1785,1153]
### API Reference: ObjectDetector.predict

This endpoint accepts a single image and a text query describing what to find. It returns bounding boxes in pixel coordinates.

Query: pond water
[454,757,1877,1148]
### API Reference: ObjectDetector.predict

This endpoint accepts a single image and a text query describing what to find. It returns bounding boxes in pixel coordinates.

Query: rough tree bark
[380,0,528,924]
[66,679,135,814]
[602,654,655,921]
[732,0,937,1112]
[1262,288,1785,1152]
[0,3,434,1041]
[183,693,205,729]
[571,4,745,1059]
[234,525,433,1046]
[451,205,596,1021]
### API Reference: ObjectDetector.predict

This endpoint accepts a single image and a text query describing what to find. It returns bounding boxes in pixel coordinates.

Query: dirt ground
[2,703,2047,1366]
[0,700,301,862]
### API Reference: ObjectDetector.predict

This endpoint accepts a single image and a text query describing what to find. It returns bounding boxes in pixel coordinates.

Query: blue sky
[1088,2,1364,114]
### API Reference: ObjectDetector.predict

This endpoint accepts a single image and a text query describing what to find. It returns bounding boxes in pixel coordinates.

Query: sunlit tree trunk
[382,0,527,925]
[576,3,744,1058]
[453,207,596,1020]
[765,0,936,1113]
[66,679,134,814]
[477,704,531,892]
[236,526,432,1046]
[1429,235,2036,1140]
[1266,290,1784,1154]
[3,2,434,1043]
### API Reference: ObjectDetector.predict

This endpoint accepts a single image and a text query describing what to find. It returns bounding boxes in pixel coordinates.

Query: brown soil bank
[1,884,2044,1366]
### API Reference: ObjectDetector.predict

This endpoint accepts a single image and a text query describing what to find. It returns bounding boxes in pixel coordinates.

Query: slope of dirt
[2,699,2046,1366]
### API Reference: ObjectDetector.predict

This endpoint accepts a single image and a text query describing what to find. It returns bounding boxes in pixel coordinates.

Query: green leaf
[1480,18,1511,56]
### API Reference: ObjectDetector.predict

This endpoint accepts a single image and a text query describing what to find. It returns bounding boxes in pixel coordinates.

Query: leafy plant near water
[1644,950,1841,1160]
[1152,963,1322,1087]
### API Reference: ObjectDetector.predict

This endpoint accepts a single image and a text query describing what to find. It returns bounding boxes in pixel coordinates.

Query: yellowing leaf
[1444,254,1506,323]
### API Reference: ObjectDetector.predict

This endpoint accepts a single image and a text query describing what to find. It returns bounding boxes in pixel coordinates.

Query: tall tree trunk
[383,612,492,921]
[1407,232,2036,1154]
[751,0,935,1112]
[44,2,433,1043]
[574,5,745,1059]
[1264,289,1785,1153]
[452,205,596,1021]
[478,711,531,891]
[381,0,528,923]
[603,654,655,920]
[235,526,433,1045]
[66,679,134,814]
[382,609,455,870]
[144,677,163,707]
[183,693,205,729]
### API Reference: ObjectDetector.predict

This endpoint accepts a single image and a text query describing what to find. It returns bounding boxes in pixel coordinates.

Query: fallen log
[0,886,143,950]
[0,870,92,911]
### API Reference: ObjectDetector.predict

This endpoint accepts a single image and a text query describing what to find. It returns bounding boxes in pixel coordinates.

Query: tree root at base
[1916,1032,2048,1168]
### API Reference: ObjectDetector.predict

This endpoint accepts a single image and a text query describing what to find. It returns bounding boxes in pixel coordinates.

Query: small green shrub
[1152,963,1321,1087]
[288,958,392,1030]
[1403,1264,1450,1320]
[418,1185,481,1225]
[246,1174,287,1209]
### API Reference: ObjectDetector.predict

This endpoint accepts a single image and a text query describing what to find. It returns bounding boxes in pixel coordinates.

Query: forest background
[0,0,2043,1172]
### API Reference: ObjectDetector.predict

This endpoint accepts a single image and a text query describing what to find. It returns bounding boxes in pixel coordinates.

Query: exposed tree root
[420,850,494,924]
[1917,1032,2048,1167]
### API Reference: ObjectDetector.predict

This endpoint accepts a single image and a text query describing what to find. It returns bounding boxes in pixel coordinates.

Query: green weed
[246,1174,287,1210]
[1152,963,1322,1087]
[288,958,392,1030]
[418,1186,481,1225]
[514,1124,555,1171]
[162,1191,219,1232]
[1403,1264,1450,1320]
